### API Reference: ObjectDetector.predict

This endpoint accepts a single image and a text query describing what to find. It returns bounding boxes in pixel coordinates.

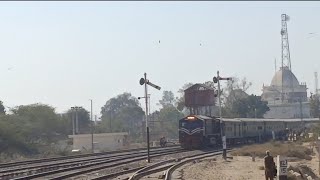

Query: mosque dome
[270,66,300,87]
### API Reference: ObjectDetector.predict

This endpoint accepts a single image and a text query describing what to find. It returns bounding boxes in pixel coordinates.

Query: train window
[181,122,185,127]
[258,126,262,130]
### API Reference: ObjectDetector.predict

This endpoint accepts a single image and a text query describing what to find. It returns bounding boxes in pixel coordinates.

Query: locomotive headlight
[186,116,196,120]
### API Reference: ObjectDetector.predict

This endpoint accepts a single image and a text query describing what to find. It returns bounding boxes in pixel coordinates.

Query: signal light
[213,77,218,83]
[139,78,145,85]
[139,78,161,90]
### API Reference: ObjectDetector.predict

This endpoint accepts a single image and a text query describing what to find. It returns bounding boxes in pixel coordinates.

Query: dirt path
[177,147,320,180]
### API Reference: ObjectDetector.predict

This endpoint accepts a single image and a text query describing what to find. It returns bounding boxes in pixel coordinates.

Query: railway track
[0,145,179,169]
[3,147,184,180]
[91,148,225,180]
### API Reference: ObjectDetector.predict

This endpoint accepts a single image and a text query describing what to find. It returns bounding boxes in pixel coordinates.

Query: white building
[69,132,129,152]
[262,66,310,118]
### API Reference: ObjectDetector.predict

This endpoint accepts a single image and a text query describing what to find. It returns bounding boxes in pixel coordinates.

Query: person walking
[264,151,275,180]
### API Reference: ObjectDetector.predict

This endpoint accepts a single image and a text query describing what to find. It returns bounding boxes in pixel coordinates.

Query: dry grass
[231,141,312,160]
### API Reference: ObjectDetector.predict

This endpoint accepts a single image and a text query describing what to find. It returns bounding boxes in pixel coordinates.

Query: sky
[0,2,320,117]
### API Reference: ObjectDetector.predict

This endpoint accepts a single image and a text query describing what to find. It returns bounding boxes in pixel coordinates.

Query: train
[178,115,319,149]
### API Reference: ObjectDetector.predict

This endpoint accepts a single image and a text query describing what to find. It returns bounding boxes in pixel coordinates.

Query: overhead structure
[281,14,291,71]
[280,14,293,103]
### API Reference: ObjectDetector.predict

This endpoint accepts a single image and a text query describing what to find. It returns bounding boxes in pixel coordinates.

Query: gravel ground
[178,147,320,180]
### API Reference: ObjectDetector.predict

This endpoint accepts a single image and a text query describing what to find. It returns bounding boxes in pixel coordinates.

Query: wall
[264,102,310,119]
[69,132,129,152]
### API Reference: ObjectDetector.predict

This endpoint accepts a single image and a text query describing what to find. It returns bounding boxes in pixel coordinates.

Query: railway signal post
[139,73,161,163]
[213,71,232,160]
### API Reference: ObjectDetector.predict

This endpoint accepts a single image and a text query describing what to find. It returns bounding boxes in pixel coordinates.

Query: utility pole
[315,72,319,95]
[90,99,94,153]
[110,111,112,133]
[71,107,75,135]
[144,73,149,163]
[75,108,79,134]
[213,71,232,160]
[139,73,161,163]
[138,94,151,137]
[71,106,82,134]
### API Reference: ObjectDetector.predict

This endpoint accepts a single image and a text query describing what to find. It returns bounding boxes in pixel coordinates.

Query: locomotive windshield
[179,118,203,130]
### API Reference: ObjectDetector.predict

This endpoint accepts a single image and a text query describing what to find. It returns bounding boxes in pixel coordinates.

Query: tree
[310,95,320,118]
[11,104,62,142]
[221,77,269,118]
[0,103,77,156]
[0,115,36,155]
[100,93,144,139]
[223,77,252,107]
[223,94,269,118]
[65,107,90,134]
[159,91,175,108]
[152,106,184,139]
[0,101,5,114]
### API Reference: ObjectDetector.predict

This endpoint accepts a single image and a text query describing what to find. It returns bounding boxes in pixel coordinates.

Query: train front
[178,115,204,149]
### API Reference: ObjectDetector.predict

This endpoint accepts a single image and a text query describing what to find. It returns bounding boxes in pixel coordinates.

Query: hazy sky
[0,2,319,116]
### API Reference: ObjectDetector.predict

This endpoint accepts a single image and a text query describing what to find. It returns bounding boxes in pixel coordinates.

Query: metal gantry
[281,14,292,71]
[280,14,293,103]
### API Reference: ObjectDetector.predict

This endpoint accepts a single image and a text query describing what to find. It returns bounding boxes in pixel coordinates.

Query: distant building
[69,132,129,152]
[261,66,310,118]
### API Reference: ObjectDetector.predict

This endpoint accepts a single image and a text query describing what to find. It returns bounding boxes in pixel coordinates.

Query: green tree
[155,106,184,139]
[0,101,5,114]
[223,77,252,107]
[246,95,270,118]
[10,104,62,143]
[66,107,90,134]
[221,77,269,118]
[0,115,36,155]
[159,91,175,108]
[100,93,144,139]
[223,94,269,118]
